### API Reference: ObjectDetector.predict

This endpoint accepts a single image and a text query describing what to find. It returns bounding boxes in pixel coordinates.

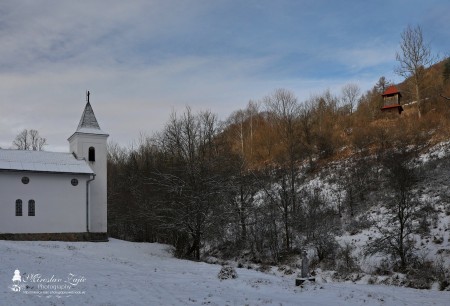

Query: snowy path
[1,239,449,306]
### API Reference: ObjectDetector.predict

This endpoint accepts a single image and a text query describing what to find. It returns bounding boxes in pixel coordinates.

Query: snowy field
[1,239,449,306]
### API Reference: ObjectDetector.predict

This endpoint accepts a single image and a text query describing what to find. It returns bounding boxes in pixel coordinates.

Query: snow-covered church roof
[0,149,94,174]
[73,101,108,136]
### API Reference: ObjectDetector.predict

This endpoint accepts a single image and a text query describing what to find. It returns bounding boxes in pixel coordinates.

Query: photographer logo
[9,268,86,298]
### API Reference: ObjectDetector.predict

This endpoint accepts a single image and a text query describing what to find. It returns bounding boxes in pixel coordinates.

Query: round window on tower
[71,178,79,186]
[21,177,30,184]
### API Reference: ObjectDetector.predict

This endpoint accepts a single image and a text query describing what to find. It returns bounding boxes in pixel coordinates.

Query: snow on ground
[1,239,449,306]
[417,140,450,164]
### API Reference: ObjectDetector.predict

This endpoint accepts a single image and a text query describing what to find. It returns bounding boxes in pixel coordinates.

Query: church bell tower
[68,91,109,234]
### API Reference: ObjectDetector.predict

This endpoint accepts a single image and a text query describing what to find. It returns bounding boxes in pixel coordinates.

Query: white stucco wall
[69,133,108,232]
[0,171,90,233]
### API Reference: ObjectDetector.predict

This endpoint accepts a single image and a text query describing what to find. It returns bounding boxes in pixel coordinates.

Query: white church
[0,95,108,241]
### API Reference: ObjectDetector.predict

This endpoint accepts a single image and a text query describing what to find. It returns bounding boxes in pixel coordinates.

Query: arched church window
[89,147,95,162]
[15,199,22,216]
[28,200,35,216]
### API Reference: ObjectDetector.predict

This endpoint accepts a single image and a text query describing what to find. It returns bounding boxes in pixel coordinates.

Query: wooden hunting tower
[381,85,403,114]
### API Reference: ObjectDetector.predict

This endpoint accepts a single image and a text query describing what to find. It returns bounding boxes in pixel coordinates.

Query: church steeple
[72,91,108,136]
[77,101,101,131]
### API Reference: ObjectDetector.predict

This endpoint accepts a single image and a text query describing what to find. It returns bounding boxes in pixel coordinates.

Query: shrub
[404,255,436,290]
[346,215,373,235]
[434,256,450,291]
[433,236,444,244]
[173,232,190,259]
[373,259,392,276]
[314,234,339,262]
[218,266,238,280]
[368,276,377,285]
[335,243,359,275]
[257,264,271,273]
[416,215,430,235]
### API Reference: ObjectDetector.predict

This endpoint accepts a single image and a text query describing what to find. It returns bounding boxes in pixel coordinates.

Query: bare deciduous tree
[13,129,47,150]
[151,107,231,260]
[246,100,259,160]
[341,83,361,114]
[395,25,436,118]
[264,88,300,251]
[442,57,450,84]
[365,151,421,271]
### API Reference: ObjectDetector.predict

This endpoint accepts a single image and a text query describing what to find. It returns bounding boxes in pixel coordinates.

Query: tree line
[107,57,450,268]
[106,22,450,274]
[105,25,450,282]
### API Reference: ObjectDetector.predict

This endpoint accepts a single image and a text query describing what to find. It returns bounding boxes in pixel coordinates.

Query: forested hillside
[107,58,450,289]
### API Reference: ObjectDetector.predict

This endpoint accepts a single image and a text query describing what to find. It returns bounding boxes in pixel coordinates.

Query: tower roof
[73,101,108,136]
[77,101,100,130]
[382,85,402,97]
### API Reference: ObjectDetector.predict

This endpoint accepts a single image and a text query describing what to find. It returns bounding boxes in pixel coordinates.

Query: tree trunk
[416,82,422,118]
[239,185,247,244]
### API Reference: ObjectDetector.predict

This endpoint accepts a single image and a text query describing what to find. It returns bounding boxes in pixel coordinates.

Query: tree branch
[440,94,450,101]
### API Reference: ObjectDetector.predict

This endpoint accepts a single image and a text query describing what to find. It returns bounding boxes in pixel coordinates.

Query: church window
[15,199,22,216]
[21,176,29,184]
[89,147,95,162]
[28,200,35,216]
[71,178,79,186]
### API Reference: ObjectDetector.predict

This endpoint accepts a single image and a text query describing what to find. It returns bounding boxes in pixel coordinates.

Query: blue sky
[0,0,449,151]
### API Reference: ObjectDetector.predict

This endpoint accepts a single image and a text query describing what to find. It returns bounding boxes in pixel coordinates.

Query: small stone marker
[301,251,309,278]
[295,251,315,286]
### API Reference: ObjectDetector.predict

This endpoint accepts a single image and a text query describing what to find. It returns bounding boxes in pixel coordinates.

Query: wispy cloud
[0,1,449,151]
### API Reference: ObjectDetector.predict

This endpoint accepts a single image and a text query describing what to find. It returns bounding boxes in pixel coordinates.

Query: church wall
[0,171,90,233]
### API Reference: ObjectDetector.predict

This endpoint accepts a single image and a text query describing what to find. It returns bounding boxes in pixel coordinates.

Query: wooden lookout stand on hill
[381,85,403,114]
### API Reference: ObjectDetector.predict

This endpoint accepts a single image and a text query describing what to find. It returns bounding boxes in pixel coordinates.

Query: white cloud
[0,54,276,151]
[1,1,447,151]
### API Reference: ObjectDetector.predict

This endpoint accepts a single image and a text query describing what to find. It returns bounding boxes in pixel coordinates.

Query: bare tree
[13,129,47,150]
[443,57,450,82]
[298,101,315,163]
[245,100,259,160]
[29,129,47,151]
[227,110,247,157]
[298,188,340,262]
[365,151,421,271]
[341,83,361,114]
[264,88,301,251]
[309,90,339,158]
[395,25,436,118]
[151,107,231,260]
[13,130,29,150]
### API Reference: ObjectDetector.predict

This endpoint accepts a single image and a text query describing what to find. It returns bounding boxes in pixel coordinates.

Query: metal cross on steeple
[86,90,90,103]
